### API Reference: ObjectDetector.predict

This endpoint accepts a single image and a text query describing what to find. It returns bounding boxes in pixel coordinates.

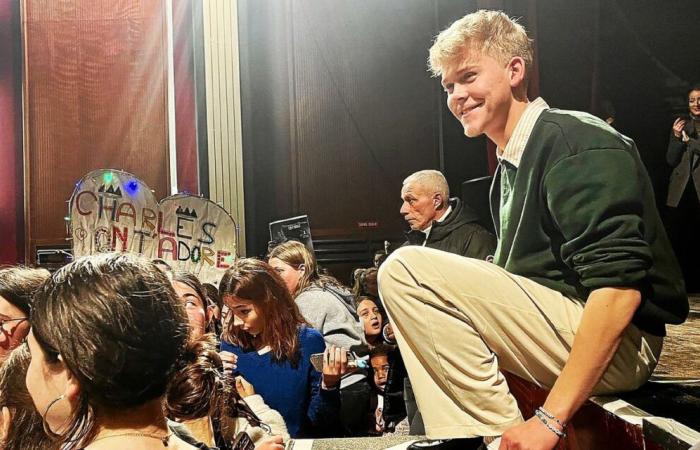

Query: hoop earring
[41,394,65,437]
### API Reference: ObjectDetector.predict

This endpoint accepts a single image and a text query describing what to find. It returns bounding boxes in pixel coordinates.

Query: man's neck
[432,207,449,223]
[491,95,530,149]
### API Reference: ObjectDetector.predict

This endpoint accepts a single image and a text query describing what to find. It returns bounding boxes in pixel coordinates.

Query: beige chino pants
[378,246,663,439]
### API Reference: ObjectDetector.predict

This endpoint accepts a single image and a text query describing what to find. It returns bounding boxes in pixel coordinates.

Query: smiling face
[442,49,522,146]
[689,89,700,118]
[172,281,209,339]
[223,295,264,337]
[357,298,383,339]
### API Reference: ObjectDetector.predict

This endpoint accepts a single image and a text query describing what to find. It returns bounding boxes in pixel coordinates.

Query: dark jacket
[666,118,700,207]
[404,197,496,260]
[491,109,688,336]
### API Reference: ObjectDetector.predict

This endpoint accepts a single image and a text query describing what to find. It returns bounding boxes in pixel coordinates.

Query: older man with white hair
[400,169,495,260]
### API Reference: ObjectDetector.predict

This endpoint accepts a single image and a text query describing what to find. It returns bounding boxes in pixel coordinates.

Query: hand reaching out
[255,435,285,450]
[321,345,348,389]
[235,375,256,398]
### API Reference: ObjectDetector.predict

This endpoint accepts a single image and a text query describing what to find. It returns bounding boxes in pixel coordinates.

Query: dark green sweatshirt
[490,109,688,335]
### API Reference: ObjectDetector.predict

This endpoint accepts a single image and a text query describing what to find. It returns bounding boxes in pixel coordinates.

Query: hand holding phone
[310,350,368,372]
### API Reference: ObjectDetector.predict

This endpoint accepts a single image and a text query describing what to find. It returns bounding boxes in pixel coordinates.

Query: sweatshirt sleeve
[543,149,653,291]
[295,290,364,349]
[303,330,341,430]
[463,228,497,260]
[240,394,290,442]
[666,133,687,167]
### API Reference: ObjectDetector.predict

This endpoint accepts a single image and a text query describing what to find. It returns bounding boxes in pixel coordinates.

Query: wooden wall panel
[289,0,441,238]
[0,1,24,264]
[22,0,170,260]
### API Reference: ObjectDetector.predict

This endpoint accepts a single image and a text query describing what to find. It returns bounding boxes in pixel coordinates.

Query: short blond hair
[428,10,533,79]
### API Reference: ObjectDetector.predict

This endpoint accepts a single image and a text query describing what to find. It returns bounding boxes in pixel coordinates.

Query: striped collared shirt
[497,97,549,168]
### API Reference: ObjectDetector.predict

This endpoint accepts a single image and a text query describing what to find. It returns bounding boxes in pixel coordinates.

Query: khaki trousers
[378,246,663,439]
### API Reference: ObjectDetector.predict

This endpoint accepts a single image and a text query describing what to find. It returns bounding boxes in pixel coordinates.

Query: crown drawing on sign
[98,184,123,197]
[176,206,198,219]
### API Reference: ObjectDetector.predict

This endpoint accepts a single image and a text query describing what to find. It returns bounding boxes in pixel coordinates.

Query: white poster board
[68,169,237,283]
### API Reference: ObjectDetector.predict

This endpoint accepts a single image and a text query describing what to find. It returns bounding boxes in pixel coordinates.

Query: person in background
[203,282,224,336]
[25,253,200,450]
[165,333,286,450]
[218,258,343,438]
[356,296,384,349]
[666,83,700,292]
[268,240,370,437]
[0,266,50,363]
[171,271,215,340]
[400,169,496,260]
[352,267,380,303]
[0,345,56,450]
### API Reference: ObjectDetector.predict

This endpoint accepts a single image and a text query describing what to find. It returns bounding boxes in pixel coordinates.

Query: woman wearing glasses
[0,266,49,363]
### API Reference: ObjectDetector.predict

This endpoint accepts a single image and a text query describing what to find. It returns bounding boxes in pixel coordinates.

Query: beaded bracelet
[534,409,567,438]
[537,406,566,429]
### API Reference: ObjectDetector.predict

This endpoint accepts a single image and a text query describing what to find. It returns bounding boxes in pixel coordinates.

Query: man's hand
[672,117,687,139]
[499,416,560,450]
[499,287,642,449]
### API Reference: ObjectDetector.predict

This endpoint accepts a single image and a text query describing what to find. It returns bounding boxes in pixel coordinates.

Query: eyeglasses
[0,317,28,332]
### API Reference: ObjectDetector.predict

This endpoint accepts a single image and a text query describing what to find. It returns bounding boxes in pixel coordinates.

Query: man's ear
[507,56,526,88]
[433,194,444,209]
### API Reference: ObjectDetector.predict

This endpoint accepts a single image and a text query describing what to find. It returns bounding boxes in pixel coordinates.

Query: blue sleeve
[302,329,341,429]
[220,339,236,353]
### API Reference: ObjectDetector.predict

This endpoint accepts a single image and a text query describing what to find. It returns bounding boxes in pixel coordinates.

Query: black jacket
[666,118,700,207]
[404,197,496,260]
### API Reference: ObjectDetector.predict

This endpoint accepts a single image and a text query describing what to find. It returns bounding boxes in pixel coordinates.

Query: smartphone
[310,352,368,371]
[231,431,255,450]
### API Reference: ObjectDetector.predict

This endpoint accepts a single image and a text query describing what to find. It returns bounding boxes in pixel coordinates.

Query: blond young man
[378,10,688,450]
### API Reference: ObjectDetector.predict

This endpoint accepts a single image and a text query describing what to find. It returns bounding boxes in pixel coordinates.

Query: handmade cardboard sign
[68,169,237,283]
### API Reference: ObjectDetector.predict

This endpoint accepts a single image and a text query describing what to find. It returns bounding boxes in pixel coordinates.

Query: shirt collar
[497,97,549,168]
[422,204,452,238]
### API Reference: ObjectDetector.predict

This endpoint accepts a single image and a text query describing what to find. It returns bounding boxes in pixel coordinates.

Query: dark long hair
[30,253,190,450]
[0,266,50,315]
[164,334,264,440]
[219,258,307,365]
[0,346,57,450]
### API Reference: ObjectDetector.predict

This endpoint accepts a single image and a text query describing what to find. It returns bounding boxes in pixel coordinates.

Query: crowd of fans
[0,236,412,449]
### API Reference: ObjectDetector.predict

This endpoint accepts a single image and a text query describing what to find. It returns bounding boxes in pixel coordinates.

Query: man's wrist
[542,399,573,424]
